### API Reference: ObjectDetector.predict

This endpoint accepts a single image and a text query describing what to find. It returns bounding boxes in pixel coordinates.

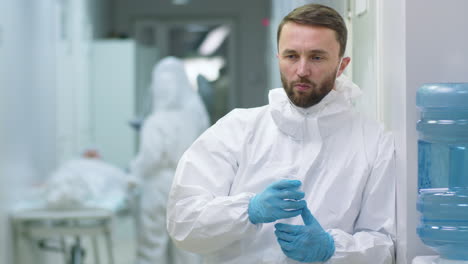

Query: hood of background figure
[151,56,194,112]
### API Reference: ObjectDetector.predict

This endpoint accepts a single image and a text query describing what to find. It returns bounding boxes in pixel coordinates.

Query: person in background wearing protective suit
[167,4,395,264]
[131,57,209,264]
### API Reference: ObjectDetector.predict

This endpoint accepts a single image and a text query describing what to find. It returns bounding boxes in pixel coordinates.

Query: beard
[281,69,338,108]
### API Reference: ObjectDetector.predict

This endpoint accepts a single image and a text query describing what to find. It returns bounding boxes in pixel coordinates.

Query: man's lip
[294,83,311,91]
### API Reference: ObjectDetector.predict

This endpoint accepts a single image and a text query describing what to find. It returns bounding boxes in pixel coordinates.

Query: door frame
[134,18,238,110]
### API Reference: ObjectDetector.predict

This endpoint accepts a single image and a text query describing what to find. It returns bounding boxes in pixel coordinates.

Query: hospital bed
[11,208,115,264]
[10,184,140,264]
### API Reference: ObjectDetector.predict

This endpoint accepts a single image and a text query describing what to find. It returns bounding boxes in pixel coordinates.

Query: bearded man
[166,4,395,264]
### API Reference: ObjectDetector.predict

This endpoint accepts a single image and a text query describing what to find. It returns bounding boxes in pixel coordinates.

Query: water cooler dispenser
[413,83,468,264]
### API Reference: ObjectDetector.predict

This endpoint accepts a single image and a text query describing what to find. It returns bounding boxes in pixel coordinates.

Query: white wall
[379,0,413,263]
[54,0,112,165]
[353,1,422,263]
[404,0,468,262]
[55,0,101,165]
[91,40,137,168]
[0,1,58,263]
[380,0,468,263]
[112,0,270,108]
[351,0,380,121]
[0,1,111,262]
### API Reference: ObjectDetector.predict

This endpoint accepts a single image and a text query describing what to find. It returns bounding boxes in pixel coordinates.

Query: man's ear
[337,57,351,77]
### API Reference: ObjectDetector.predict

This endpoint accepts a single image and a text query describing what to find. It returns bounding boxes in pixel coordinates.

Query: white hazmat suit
[167,75,396,264]
[131,57,209,264]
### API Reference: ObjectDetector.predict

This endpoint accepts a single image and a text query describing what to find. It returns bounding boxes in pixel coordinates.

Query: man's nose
[296,59,311,78]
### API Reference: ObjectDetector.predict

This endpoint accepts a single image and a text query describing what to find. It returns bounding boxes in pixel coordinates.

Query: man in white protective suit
[167,4,396,264]
[131,57,209,264]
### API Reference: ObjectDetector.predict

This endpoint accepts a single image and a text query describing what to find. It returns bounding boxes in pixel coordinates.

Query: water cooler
[413,83,468,264]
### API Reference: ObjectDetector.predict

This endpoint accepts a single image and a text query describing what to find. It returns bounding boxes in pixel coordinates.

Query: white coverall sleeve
[327,131,396,264]
[130,116,164,179]
[166,111,258,254]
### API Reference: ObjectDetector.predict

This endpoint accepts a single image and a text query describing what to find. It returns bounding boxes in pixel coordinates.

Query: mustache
[291,78,316,87]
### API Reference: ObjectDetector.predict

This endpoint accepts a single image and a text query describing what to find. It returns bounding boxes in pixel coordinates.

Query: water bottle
[416,83,468,261]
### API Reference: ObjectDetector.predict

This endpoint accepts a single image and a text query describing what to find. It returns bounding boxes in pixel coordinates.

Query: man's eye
[312,56,323,61]
[285,55,297,59]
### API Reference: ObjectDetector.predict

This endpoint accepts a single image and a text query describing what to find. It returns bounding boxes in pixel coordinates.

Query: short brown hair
[277,4,347,57]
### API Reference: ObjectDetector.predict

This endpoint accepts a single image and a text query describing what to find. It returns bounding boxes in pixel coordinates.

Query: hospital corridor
[1,0,468,264]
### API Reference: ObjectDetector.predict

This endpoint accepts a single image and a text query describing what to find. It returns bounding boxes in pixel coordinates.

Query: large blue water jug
[416,83,468,260]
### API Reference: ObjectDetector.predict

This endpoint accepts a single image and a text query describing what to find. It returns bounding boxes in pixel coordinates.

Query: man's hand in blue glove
[248,179,306,224]
[274,206,335,263]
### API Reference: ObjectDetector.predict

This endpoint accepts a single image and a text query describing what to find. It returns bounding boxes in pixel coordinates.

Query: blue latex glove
[274,206,335,262]
[248,179,306,224]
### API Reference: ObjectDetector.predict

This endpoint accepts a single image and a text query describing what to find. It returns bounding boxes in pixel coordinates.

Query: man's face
[278,22,349,108]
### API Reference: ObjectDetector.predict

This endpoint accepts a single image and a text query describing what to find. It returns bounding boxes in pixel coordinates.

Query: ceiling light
[198,25,231,56]
[172,0,190,5]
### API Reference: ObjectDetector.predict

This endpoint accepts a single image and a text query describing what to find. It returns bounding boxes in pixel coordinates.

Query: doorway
[134,19,236,124]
